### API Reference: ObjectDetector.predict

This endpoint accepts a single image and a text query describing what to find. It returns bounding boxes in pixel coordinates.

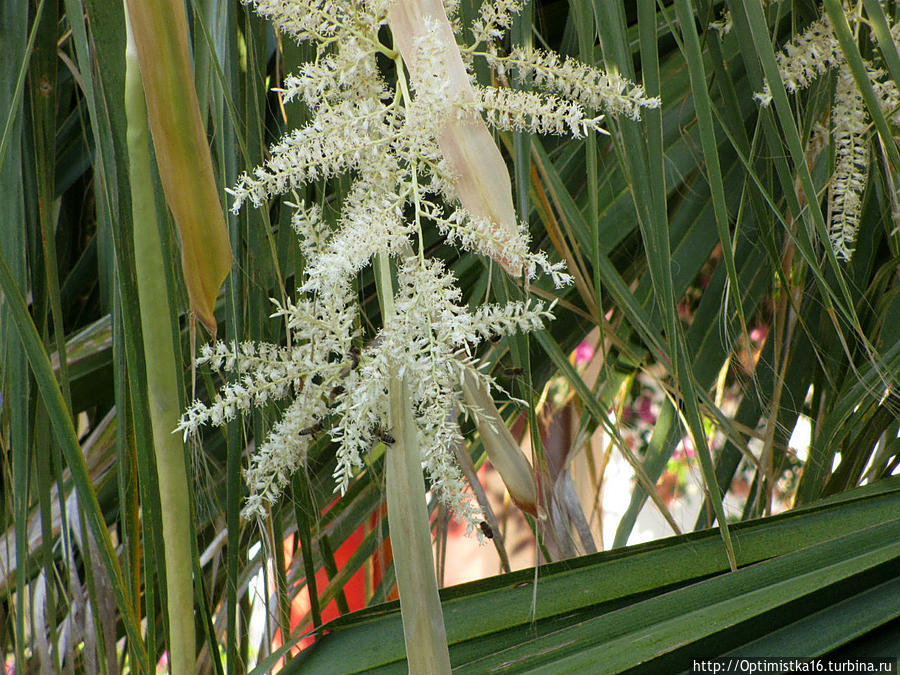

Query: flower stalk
[124,10,195,673]
[375,250,452,672]
[386,374,451,672]
[386,375,451,672]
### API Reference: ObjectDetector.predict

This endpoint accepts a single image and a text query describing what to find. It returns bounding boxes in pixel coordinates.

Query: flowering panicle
[474,86,607,138]
[470,0,526,47]
[829,67,869,261]
[288,201,329,261]
[247,0,390,45]
[754,14,842,106]
[432,203,572,286]
[280,38,387,107]
[752,6,900,261]
[300,178,412,295]
[183,0,637,522]
[177,279,360,517]
[229,99,396,211]
[493,47,660,121]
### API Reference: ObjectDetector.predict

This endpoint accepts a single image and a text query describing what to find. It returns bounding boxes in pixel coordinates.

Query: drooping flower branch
[752,5,900,261]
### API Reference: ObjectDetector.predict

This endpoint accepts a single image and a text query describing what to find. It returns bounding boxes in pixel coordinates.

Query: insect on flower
[375,429,396,445]
[299,422,323,436]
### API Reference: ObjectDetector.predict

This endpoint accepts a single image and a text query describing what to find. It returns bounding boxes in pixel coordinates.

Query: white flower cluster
[754,7,900,260]
[229,98,396,211]
[330,257,553,517]
[492,47,661,121]
[423,199,572,286]
[474,86,607,138]
[829,69,869,261]
[246,0,391,45]
[182,0,642,521]
[300,177,412,294]
[470,0,525,47]
[177,280,360,518]
[754,14,843,107]
[280,38,387,106]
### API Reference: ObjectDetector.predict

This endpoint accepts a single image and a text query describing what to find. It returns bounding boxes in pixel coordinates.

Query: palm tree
[1,0,897,672]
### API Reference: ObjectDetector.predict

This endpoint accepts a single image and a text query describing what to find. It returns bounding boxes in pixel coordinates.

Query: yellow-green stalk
[124,11,196,673]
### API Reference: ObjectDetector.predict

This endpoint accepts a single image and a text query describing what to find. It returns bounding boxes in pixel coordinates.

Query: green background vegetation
[1,0,899,672]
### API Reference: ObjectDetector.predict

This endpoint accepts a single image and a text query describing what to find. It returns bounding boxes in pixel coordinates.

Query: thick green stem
[375,254,451,674]
[124,10,196,673]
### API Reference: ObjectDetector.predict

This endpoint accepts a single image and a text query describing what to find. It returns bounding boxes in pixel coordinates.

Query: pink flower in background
[575,340,594,365]
[750,325,768,342]
[674,439,696,459]
[637,397,656,425]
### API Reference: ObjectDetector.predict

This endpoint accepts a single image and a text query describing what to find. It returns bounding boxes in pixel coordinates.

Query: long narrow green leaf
[0,240,150,672]
[726,576,900,656]
[672,0,749,351]
[29,5,67,666]
[291,478,900,673]
[504,523,899,673]
[1,4,31,667]
[664,0,737,568]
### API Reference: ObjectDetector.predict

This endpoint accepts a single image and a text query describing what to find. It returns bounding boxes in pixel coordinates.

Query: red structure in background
[271,502,395,661]
[270,463,525,668]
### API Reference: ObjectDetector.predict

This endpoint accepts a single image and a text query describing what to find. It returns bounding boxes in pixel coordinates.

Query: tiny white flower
[754,14,843,106]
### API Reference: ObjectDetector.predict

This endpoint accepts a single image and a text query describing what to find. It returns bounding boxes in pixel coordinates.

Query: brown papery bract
[388,0,522,277]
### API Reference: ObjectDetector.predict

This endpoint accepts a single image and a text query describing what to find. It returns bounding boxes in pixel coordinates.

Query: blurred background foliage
[1,0,899,672]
